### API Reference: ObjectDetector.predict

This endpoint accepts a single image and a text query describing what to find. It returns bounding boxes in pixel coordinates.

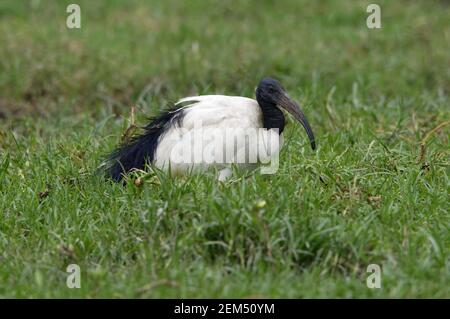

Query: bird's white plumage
[153,95,283,177]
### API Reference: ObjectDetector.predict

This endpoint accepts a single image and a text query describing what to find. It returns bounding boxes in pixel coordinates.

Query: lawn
[0,0,449,298]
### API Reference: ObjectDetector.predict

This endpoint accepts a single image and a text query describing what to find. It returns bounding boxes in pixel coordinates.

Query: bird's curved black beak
[279,94,316,150]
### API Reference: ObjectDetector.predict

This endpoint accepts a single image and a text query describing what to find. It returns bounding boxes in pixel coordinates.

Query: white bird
[105,77,316,181]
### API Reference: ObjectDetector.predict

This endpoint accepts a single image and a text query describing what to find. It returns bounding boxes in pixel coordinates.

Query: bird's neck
[259,102,285,133]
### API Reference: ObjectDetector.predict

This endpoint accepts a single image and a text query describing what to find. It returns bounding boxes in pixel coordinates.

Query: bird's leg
[217,167,232,182]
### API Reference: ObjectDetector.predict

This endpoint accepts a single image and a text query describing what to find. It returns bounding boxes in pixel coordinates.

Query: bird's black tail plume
[105,134,155,182]
[104,108,185,181]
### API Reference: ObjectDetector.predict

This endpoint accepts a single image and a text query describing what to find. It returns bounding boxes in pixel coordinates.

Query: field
[0,0,449,298]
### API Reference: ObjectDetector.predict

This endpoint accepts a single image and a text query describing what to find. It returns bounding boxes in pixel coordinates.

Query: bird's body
[105,78,315,181]
[154,95,283,177]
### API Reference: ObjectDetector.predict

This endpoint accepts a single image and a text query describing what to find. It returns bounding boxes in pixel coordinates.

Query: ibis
[105,77,316,181]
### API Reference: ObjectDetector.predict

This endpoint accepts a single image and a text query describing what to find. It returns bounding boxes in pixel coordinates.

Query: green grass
[0,0,449,298]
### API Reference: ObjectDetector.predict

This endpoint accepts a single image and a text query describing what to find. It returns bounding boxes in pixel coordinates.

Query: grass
[0,0,449,298]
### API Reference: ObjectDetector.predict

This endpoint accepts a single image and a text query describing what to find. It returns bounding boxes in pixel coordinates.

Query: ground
[0,0,449,298]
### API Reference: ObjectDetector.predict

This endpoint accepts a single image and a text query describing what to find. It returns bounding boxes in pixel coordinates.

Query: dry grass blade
[419,120,450,163]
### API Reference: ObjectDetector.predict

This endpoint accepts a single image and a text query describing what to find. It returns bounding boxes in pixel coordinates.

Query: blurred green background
[1,0,448,116]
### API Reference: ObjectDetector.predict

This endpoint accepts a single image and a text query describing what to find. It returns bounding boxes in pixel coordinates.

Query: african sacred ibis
[105,77,316,181]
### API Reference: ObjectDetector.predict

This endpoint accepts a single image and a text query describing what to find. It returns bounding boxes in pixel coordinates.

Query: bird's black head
[256,77,286,105]
[256,77,316,150]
